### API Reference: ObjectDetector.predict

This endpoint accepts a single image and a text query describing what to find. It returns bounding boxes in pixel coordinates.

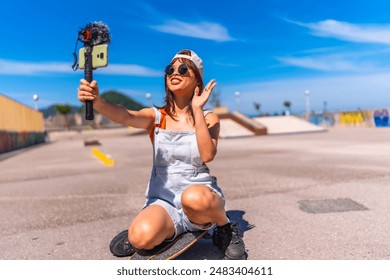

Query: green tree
[283,101,291,115]
[55,104,72,129]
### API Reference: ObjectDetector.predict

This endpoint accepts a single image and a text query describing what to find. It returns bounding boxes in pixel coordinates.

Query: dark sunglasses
[164,63,189,76]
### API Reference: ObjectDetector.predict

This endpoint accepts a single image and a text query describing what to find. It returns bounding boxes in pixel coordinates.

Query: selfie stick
[77,22,111,120]
[84,46,94,120]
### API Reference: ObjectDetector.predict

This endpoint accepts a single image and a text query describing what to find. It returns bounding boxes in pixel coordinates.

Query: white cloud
[275,52,380,72]
[276,55,362,72]
[277,19,390,73]
[0,59,70,75]
[290,19,390,45]
[150,19,235,42]
[0,58,160,77]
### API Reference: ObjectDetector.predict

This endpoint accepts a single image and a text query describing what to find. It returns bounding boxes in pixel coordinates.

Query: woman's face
[166,60,198,95]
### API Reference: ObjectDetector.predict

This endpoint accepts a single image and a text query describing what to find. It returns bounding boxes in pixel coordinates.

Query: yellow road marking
[92,148,115,167]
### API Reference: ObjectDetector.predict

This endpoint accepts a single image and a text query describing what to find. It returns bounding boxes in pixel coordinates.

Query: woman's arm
[192,79,219,163]
[78,79,154,130]
[193,109,220,163]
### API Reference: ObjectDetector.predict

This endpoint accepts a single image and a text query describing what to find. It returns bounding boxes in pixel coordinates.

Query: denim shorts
[144,184,225,240]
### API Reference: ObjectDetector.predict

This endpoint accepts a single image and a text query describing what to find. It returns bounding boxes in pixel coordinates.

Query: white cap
[172,50,204,78]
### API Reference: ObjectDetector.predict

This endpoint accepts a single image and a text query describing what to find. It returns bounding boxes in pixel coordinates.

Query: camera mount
[73,21,111,120]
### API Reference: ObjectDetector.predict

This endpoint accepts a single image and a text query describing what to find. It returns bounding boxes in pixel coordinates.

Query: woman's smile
[170,77,182,85]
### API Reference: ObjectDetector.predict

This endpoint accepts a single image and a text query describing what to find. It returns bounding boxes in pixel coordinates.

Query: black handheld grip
[84,47,94,120]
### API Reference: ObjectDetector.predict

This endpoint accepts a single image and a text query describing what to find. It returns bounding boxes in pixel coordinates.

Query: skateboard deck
[130,230,208,260]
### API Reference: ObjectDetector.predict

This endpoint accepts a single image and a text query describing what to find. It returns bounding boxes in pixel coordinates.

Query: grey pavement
[1,127,390,260]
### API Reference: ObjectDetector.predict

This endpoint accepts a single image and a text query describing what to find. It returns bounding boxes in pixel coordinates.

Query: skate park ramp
[218,111,267,138]
[253,115,326,135]
[219,118,256,138]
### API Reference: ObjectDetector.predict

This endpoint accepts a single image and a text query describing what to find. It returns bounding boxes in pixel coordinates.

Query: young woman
[77,50,245,260]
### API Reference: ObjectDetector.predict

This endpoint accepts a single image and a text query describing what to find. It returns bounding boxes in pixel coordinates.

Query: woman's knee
[128,205,175,250]
[181,185,215,211]
[128,220,156,249]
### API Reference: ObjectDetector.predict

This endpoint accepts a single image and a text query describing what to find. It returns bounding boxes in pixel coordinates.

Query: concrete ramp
[219,119,255,138]
[253,116,326,135]
[217,111,267,138]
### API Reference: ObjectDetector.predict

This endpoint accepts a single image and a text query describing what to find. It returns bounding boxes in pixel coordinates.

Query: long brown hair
[159,50,204,123]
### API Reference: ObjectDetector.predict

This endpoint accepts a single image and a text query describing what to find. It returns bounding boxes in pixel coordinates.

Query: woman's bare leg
[181,185,228,227]
[128,205,175,250]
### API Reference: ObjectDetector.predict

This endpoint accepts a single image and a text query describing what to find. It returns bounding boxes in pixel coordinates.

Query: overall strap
[149,107,163,144]
[203,110,212,116]
[150,107,161,169]
[152,107,161,126]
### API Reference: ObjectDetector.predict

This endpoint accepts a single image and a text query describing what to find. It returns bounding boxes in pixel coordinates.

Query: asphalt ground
[1,127,390,260]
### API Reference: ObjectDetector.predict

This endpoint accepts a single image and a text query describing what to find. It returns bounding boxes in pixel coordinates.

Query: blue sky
[1,0,390,116]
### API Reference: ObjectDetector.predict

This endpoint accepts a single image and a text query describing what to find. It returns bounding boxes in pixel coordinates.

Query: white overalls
[144,107,224,238]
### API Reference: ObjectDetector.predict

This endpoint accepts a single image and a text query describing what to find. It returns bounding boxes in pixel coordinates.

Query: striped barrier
[92,148,115,167]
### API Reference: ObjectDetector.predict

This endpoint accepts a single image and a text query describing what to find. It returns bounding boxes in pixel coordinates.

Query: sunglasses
[164,63,189,76]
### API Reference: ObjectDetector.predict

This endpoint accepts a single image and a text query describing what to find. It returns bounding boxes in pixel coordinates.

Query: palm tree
[283,101,291,115]
[253,102,261,116]
[55,104,72,129]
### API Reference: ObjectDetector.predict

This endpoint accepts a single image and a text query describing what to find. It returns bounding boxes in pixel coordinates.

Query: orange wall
[0,95,44,132]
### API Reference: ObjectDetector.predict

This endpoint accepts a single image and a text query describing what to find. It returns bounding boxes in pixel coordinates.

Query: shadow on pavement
[177,209,254,260]
[226,209,255,237]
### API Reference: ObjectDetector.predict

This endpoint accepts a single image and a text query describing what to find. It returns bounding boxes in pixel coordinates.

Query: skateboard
[130,230,208,260]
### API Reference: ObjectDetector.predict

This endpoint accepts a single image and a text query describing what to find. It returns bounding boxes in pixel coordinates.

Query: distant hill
[40,90,146,118]
[100,90,146,111]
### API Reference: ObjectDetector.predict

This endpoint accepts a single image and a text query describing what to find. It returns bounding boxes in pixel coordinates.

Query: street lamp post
[33,94,39,110]
[304,90,310,120]
[145,93,152,107]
